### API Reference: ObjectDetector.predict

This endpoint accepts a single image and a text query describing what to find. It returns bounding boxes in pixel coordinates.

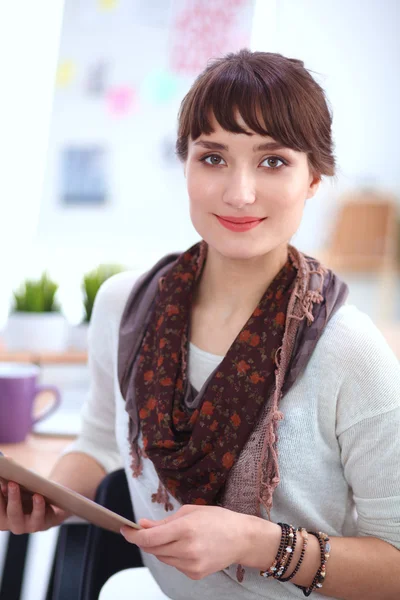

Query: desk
[0,433,75,476]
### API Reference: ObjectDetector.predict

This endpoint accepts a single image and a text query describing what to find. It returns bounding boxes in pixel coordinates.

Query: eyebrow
[193,140,290,152]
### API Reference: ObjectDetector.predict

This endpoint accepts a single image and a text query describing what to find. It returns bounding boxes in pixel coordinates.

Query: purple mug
[0,363,61,443]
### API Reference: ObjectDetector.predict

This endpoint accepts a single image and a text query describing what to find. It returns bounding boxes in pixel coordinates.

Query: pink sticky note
[107,86,136,116]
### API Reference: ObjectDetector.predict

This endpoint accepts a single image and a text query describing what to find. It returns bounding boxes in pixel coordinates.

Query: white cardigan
[63,271,400,600]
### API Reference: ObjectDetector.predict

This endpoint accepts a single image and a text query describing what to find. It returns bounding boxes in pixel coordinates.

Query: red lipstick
[216,215,266,232]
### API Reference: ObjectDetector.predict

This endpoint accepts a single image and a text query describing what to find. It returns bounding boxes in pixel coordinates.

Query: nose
[222,168,256,209]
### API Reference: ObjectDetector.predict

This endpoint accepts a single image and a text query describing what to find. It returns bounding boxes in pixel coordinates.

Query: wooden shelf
[0,349,87,365]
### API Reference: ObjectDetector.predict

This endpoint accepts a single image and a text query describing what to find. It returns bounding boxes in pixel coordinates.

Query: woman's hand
[120,504,280,580]
[0,480,71,534]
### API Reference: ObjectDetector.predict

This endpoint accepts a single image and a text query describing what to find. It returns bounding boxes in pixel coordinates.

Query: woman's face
[185,112,321,261]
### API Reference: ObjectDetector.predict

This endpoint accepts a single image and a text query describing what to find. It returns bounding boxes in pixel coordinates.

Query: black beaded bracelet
[275,525,297,579]
[260,523,299,580]
[259,523,291,578]
[280,527,308,582]
[294,531,330,596]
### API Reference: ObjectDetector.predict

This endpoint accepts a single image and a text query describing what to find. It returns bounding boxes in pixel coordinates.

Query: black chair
[47,469,144,600]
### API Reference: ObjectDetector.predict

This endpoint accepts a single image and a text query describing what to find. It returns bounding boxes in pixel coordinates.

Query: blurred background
[0,2,399,598]
[1,0,400,342]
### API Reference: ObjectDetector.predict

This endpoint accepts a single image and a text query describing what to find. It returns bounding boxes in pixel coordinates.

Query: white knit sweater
[63,271,400,600]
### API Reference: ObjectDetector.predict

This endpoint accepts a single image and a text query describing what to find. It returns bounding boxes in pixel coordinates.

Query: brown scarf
[118,241,348,515]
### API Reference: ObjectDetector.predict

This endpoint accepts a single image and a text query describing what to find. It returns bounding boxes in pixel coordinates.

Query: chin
[192,216,287,261]
[205,236,276,261]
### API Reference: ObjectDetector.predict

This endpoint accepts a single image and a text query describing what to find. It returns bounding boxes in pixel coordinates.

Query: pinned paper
[98,0,119,10]
[61,146,108,206]
[56,61,76,87]
[141,69,179,105]
[106,86,136,116]
[86,61,109,96]
[169,0,254,76]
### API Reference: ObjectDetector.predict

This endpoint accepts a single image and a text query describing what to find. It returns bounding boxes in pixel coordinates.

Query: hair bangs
[190,64,269,139]
[176,50,336,178]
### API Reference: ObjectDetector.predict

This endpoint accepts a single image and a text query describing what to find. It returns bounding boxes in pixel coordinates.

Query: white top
[62,271,400,600]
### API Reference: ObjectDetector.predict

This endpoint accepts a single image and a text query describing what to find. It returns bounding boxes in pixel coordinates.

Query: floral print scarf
[119,241,349,513]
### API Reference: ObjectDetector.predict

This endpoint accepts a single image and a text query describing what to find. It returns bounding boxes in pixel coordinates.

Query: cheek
[265,175,308,214]
[187,169,220,212]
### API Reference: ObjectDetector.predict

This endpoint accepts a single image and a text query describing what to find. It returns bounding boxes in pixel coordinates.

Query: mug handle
[32,385,62,424]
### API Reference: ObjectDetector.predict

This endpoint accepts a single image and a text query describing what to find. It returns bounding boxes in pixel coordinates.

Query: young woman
[2,50,399,599]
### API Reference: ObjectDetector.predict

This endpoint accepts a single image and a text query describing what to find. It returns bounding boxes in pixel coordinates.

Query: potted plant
[4,272,67,352]
[68,264,125,350]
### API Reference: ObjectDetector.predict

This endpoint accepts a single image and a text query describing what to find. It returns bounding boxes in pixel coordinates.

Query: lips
[217,216,264,224]
[215,215,266,232]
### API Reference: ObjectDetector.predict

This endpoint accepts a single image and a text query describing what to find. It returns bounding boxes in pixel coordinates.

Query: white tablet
[0,454,140,533]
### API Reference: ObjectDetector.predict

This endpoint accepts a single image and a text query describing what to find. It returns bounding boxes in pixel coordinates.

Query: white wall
[271,0,400,252]
[0,0,65,327]
[1,0,399,327]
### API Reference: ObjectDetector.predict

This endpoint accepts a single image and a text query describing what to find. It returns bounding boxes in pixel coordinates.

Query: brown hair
[176,49,336,179]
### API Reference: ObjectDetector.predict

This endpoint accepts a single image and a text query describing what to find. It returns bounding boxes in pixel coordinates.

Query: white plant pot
[4,312,67,353]
[67,322,89,351]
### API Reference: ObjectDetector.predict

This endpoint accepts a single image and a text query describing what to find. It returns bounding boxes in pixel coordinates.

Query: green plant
[12,272,60,313]
[82,264,124,323]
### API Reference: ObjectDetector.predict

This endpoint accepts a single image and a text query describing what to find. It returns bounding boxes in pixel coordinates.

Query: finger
[28,495,46,533]
[44,503,70,528]
[141,511,186,526]
[121,520,182,548]
[140,540,184,557]
[156,556,182,568]
[139,518,164,528]
[7,483,26,534]
[155,554,198,579]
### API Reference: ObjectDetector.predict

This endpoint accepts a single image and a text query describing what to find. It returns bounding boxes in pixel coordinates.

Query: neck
[194,242,289,317]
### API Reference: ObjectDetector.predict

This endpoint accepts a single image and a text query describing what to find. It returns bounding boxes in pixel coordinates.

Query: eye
[200,154,227,166]
[260,156,287,169]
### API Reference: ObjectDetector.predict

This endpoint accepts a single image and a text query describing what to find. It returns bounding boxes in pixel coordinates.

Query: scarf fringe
[151,480,174,512]
[129,443,144,478]
[257,248,323,518]
[130,442,174,512]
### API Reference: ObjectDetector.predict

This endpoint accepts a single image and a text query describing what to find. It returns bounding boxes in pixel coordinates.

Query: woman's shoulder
[318,303,400,430]
[321,303,397,364]
[93,270,141,325]
[89,271,142,357]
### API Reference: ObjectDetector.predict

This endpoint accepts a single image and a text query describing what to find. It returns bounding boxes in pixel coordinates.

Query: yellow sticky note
[56,61,75,87]
[98,0,118,10]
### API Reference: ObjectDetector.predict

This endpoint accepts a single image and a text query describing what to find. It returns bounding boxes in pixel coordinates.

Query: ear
[306,174,321,200]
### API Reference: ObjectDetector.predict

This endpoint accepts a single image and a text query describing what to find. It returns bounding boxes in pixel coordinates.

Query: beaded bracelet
[260,523,298,580]
[260,524,331,596]
[294,531,331,597]
[275,525,297,579]
[280,527,308,582]
[259,523,291,578]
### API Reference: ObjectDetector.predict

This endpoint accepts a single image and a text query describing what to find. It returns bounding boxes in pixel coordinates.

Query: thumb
[139,513,180,528]
[138,518,158,528]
